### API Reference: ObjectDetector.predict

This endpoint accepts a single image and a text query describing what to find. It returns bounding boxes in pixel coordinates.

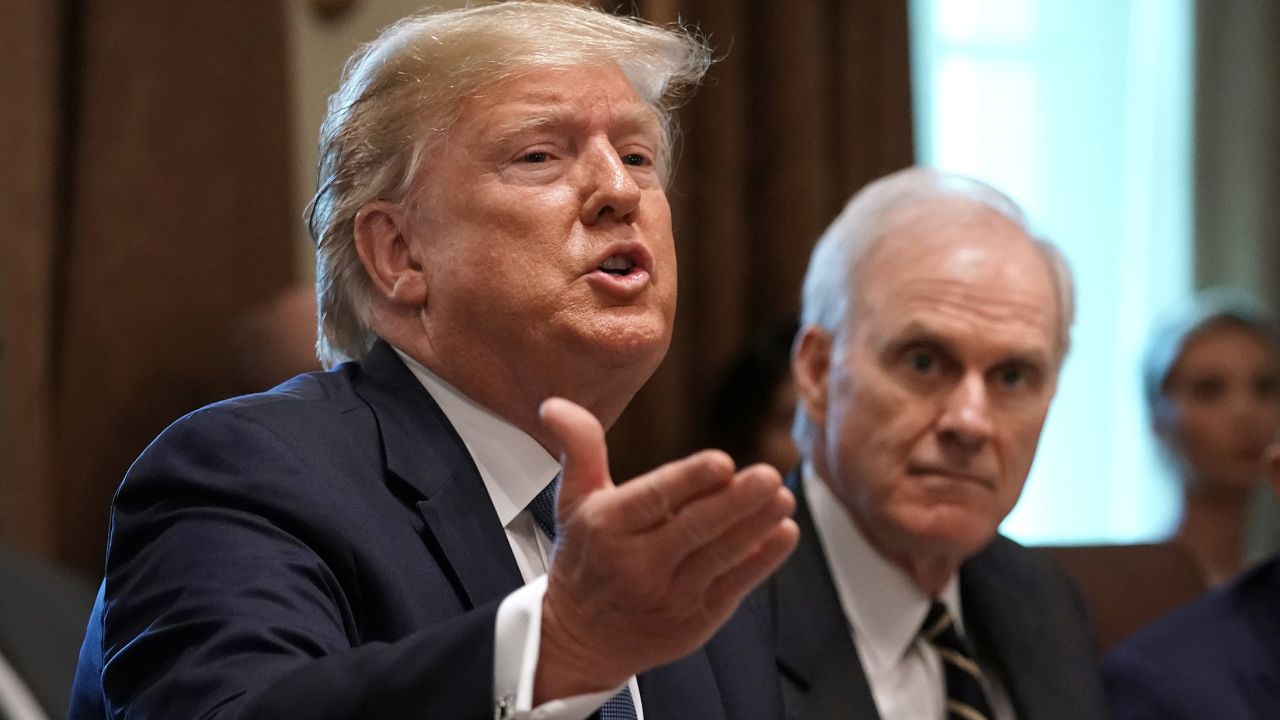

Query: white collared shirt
[802,463,1015,720]
[395,350,642,720]
[0,648,47,720]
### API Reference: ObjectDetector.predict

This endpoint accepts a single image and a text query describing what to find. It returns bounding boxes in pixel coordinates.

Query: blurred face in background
[1159,322,1280,495]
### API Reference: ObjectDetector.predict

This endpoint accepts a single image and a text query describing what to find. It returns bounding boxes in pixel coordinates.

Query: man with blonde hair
[69,4,797,718]
[762,166,1106,719]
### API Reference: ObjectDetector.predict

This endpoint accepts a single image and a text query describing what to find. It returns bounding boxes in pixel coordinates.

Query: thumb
[539,397,613,510]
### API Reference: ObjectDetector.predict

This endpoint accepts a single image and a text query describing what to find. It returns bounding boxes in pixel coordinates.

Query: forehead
[1174,323,1280,374]
[453,63,661,138]
[854,201,1060,356]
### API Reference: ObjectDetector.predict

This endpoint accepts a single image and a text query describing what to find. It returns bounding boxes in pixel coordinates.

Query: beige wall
[285,0,467,279]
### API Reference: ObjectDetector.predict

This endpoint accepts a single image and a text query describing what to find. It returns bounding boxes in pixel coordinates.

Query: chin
[580,313,672,368]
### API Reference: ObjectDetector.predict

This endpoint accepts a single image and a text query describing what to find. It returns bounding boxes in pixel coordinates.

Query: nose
[937,373,994,454]
[579,141,642,225]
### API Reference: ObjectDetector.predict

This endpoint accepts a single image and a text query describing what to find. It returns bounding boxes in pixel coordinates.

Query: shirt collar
[801,462,963,672]
[394,348,560,528]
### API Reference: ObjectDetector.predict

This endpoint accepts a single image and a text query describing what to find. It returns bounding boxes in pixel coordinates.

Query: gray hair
[1142,286,1279,424]
[307,1,712,368]
[793,166,1076,448]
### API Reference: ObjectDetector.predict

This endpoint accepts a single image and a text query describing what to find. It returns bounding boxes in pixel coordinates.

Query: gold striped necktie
[920,600,994,720]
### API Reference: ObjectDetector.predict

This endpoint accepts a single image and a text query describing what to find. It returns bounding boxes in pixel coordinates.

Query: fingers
[702,519,800,616]
[654,462,786,552]
[609,449,735,532]
[667,467,795,590]
[540,397,612,510]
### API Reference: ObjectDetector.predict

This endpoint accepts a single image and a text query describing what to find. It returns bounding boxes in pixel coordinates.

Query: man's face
[407,63,675,399]
[805,202,1061,567]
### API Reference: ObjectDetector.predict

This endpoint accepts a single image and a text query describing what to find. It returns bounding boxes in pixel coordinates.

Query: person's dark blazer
[1102,557,1280,719]
[0,545,96,718]
[68,340,782,719]
[758,471,1108,720]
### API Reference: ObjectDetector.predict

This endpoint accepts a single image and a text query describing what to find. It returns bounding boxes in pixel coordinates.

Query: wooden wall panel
[53,1,296,572]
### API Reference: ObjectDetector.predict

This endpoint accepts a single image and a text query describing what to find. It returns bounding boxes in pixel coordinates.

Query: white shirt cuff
[493,575,633,720]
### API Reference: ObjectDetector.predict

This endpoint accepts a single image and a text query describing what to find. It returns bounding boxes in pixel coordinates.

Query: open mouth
[597,254,638,276]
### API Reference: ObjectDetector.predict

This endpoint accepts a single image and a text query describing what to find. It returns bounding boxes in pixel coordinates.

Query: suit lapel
[352,340,524,609]
[772,470,880,720]
[960,538,1062,720]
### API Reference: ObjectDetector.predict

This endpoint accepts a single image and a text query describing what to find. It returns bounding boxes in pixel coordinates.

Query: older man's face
[810,202,1061,567]
[408,63,675,394]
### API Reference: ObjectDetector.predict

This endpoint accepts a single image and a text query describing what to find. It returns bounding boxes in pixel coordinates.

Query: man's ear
[793,325,833,429]
[353,201,427,307]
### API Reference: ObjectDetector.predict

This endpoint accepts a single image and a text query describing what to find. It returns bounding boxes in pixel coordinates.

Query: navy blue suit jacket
[69,340,782,719]
[1103,557,1280,719]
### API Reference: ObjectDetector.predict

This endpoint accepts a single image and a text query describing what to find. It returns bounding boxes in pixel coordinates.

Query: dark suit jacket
[759,471,1108,720]
[0,545,96,719]
[68,340,782,719]
[1102,557,1280,719]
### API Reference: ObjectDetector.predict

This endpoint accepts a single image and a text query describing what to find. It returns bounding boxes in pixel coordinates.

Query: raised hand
[533,397,798,702]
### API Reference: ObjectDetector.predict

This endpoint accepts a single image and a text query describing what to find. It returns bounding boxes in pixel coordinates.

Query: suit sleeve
[1102,645,1196,720]
[96,405,499,719]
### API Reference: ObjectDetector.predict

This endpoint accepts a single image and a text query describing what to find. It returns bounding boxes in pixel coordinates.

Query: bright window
[910,0,1195,543]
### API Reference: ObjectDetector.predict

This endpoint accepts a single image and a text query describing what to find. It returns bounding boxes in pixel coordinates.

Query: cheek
[1175,404,1230,457]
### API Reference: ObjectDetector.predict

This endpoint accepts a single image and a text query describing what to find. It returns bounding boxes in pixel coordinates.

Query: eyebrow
[490,102,662,145]
[886,321,1053,368]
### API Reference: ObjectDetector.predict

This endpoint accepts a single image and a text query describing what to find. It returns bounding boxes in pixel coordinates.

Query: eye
[621,153,649,167]
[1254,374,1277,400]
[996,365,1027,388]
[522,151,549,163]
[1187,376,1226,403]
[907,349,940,375]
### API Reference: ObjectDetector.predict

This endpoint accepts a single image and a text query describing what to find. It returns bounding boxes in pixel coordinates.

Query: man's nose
[938,373,994,451]
[580,142,642,225]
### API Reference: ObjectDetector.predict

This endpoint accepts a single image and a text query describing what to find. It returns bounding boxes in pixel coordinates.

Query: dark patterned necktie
[528,478,638,720]
[920,600,994,720]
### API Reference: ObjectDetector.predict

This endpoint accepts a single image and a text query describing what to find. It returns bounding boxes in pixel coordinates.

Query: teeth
[598,255,634,274]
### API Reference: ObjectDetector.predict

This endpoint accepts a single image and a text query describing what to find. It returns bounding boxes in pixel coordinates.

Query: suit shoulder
[1105,558,1277,669]
[972,534,1078,593]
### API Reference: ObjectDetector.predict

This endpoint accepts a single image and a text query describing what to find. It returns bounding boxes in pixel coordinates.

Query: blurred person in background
[1143,287,1280,586]
[1103,441,1280,718]
[0,543,95,720]
[708,318,802,474]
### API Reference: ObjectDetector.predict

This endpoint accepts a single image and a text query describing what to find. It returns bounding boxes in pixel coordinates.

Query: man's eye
[908,351,938,374]
[621,153,648,167]
[522,151,549,163]
[998,367,1025,387]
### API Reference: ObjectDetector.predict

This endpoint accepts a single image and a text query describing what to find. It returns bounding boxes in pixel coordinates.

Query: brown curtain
[607,0,915,479]
[0,1,296,574]
[1194,0,1280,312]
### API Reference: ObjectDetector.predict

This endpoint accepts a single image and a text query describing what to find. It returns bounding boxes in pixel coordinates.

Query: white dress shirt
[0,649,47,720]
[396,350,642,720]
[801,464,1015,720]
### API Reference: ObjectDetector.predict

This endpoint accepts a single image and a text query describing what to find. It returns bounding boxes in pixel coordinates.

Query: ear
[792,325,833,430]
[353,200,427,307]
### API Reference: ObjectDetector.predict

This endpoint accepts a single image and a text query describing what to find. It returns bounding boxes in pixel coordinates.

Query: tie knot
[921,600,955,644]
[528,475,560,540]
